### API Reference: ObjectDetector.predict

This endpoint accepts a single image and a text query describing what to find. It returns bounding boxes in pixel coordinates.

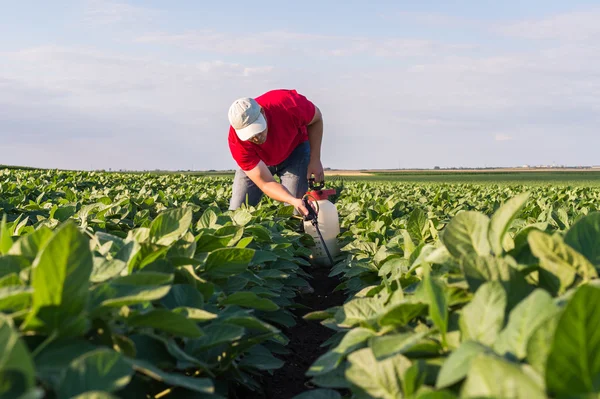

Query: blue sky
[1,0,599,170]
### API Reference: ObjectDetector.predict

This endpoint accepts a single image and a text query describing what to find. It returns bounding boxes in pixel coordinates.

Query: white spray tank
[302,179,340,267]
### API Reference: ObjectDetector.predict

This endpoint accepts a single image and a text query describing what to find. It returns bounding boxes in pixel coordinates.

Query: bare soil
[233,266,346,399]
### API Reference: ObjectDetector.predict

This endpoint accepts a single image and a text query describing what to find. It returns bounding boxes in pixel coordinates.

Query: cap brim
[234,113,267,141]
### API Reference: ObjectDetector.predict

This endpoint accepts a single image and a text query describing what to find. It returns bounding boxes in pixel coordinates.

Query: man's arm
[306,106,324,182]
[244,161,309,215]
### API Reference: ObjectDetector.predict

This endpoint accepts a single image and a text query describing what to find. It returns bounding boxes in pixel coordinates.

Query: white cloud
[495,134,513,141]
[134,30,475,58]
[83,0,161,26]
[497,9,600,41]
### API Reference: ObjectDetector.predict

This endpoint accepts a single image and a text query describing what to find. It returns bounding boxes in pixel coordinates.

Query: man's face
[248,108,268,145]
[249,129,267,145]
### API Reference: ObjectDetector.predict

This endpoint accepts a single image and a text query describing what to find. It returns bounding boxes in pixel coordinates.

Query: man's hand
[291,197,309,217]
[307,158,324,183]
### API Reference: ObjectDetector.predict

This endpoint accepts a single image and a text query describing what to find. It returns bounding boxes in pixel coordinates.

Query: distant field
[325,169,600,186]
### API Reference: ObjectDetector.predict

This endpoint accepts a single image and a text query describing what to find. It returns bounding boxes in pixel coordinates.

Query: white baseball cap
[228,97,267,141]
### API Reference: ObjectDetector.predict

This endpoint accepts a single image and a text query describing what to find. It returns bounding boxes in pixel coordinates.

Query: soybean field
[1,167,600,399]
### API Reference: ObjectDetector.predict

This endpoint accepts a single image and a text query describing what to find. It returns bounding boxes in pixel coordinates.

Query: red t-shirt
[228,89,316,171]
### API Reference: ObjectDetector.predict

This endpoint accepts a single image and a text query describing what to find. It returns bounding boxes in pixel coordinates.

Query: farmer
[227,89,324,215]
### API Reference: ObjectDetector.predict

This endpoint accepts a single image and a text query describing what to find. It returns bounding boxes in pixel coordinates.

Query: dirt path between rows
[234,266,346,398]
[263,266,346,398]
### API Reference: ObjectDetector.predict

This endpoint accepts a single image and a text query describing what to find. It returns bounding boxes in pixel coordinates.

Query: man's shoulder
[256,89,300,105]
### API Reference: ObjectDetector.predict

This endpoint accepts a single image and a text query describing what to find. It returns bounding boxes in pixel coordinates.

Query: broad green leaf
[292,389,342,399]
[423,274,448,347]
[57,349,133,398]
[546,284,600,397]
[90,283,171,309]
[334,297,385,328]
[26,222,93,332]
[459,281,506,346]
[203,248,254,277]
[222,291,279,311]
[238,344,284,371]
[185,324,245,353]
[377,301,428,327]
[232,209,253,226]
[0,255,29,279]
[369,332,435,361]
[0,285,32,312]
[407,208,427,244]
[0,315,35,389]
[90,258,127,283]
[528,230,597,294]
[0,215,12,254]
[436,341,492,389]
[488,192,529,255]
[460,353,545,398]
[526,312,560,378]
[197,208,219,230]
[494,289,558,359]
[149,207,193,246]
[564,212,600,267]
[126,358,213,394]
[441,211,491,259]
[160,284,204,310]
[345,348,412,399]
[34,339,99,389]
[461,254,532,311]
[126,309,203,338]
[308,328,376,376]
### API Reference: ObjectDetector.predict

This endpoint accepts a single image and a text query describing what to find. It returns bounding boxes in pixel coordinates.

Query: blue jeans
[229,141,311,210]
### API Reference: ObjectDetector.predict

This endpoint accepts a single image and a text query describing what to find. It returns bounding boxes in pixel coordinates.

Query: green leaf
[197,208,219,230]
[423,274,448,347]
[0,215,12,254]
[526,312,560,378]
[149,208,193,246]
[564,212,600,267]
[25,222,93,333]
[292,389,342,399]
[126,358,214,394]
[126,309,203,338]
[369,332,434,361]
[0,255,29,279]
[459,281,506,346]
[232,209,253,226]
[436,341,492,389]
[460,254,532,311]
[57,349,133,398]
[407,208,427,244]
[0,315,35,390]
[7,226,53,261]
[0,286,32,312]
[160,284,204,310]
[185,324,245,353]
[494,289,558,359]
[308,328,376,376]
[546,283,600,397]
[334,297,385,328]
[441,211,491,259]
[460,353,545,398]
[528,230,597,294]
[203,248,254,277]
[377,301,428,328]
[238,344,284,371]
[488,192,529,255]
[345,348,412,399]
[90,283,171,310]
[34,339,98,389]
[222,292,279,311]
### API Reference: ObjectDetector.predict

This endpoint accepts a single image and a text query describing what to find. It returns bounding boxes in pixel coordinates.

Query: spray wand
[301,178,335,266]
